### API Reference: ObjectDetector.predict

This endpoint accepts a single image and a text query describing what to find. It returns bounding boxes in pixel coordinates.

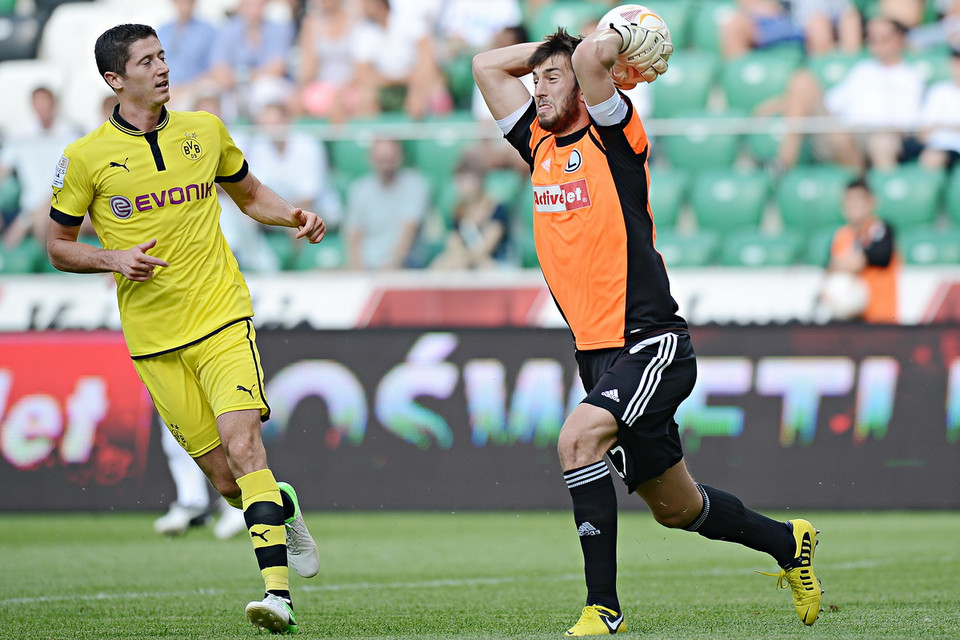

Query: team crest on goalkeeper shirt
[181,133,203,161]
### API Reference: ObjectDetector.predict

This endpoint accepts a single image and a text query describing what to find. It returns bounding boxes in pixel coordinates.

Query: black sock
[279,487,295,521]
[684,484,796,567]
[267,590,292,606]
[565,461,620,612]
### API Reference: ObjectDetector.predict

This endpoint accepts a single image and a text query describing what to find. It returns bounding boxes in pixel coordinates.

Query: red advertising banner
[0,332,154,507]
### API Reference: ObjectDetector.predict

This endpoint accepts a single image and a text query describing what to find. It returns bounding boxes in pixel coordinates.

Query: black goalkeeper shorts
[576,331,697,492]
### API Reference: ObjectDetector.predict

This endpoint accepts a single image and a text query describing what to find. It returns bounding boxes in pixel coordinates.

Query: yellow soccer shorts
[133,318,270,457]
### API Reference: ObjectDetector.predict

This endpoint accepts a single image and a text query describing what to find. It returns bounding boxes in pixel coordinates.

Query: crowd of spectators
[0,0,958,317]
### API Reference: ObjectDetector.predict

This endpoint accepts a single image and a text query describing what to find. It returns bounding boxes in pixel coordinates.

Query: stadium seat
[0,15,42,61]
[868,166,946,233]
[745,118,813,165]
[0,173,20,216]
[690,169,770,232]
[291,230,347,270]
[263,229,296,270]
[718,228,804,267]
[34,0,95,15]
[443,54,475,111]
[721,48,803,113]
[659,111,743,172]
[807,51,864,89]
[777,165,856,232]
[527,1,604,40]
[484,169,524,210]
[898,226,960,266]
[327,115,412,182]
[689,0,737,54]
[0,237,45,274]
[651,50,718,118]
[907,49,953,86]
[408,113,476,195]
[648,167,689,229]
[654,228,720,267]
[804,224,839,266]
[644,1,694,50]
[946,169,960,225]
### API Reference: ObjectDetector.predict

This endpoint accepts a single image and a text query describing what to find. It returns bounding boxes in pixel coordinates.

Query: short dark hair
[846,177,873,194]
[94,24,158,78]
[528,28,583,70]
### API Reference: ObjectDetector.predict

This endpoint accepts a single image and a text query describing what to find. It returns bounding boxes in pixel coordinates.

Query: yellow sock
[236,469,288,594]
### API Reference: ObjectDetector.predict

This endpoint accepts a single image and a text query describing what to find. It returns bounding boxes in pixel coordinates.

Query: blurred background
[0,0,958,517]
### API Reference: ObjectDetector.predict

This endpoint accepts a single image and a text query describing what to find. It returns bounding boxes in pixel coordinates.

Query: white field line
[0,560,881,606]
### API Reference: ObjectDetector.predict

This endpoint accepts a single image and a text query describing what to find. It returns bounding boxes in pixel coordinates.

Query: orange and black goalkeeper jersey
[505,97,686,350]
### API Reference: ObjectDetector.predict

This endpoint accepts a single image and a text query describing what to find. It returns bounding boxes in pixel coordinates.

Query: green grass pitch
[1,510,958,639]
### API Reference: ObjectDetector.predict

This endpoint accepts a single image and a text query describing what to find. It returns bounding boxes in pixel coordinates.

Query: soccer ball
[819,272,869,321]
[597,4,672,89]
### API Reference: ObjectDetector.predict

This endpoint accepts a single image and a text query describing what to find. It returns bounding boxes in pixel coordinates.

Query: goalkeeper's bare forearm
[473,42,541,120]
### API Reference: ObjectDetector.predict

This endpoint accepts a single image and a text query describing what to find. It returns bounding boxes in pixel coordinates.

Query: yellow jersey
[51,106,253,358]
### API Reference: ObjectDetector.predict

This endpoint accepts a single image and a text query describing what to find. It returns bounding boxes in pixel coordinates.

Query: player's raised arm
[220,170,326,244]
[570,28,622,108]
[472,41,541,120]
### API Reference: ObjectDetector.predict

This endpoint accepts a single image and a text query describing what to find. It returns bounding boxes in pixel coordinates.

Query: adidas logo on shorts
[601,389,620,402]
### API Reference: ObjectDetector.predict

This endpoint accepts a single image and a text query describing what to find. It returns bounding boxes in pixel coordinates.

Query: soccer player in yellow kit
[47,24,321,634]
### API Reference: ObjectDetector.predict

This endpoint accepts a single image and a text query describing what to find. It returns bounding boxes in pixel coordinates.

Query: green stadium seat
[528,1,604,40]
[263,229,296,270]
[907,49,953,86]
[690,169,770,231]
[689,1,737,54]
[409,113,476,195]
[443,54,475,111]
[807,51,864,89]
[0,237,44,274]
[326,113,414,181]
[947,169,960,225]
[745,118,813,165]
[484,169,524,209]
[0,15,41,61]
[291,230,347,270]
[644,1,694,49]
[868,166,946,233]
[777,165,856,232]
[721,48,803,113]
[804,224,840,266]
[898,226,960,265]
[0,173,20,215]
[660,111,743,172]
[648,167,689,229]
[651,50,718,118]
[654,228,720,267]
[718,228,804,267]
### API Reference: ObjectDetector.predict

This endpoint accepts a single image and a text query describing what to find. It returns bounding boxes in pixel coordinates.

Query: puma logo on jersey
[109,158,130,172]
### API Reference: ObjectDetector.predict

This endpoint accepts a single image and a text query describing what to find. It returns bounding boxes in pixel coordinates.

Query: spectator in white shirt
[348,0,451,119]
[757,16,924,171]
[918,47,960,170]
